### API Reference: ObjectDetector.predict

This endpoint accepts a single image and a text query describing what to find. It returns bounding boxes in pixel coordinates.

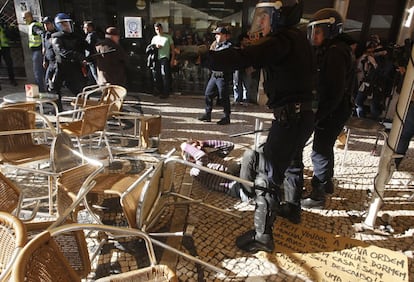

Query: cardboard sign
[273,220,409,282]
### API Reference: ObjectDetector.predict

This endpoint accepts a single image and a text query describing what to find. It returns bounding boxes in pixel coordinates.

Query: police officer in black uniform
[51,13,86,111]
[199,27,233,125]
[301,9,353,209]
[41,16,56,93]
[209,0,314,252]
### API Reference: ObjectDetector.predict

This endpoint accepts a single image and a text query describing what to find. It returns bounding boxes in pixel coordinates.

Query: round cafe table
[2,92,59,114]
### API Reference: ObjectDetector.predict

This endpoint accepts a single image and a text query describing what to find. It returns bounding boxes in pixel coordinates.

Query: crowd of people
[20,11,128,111]
[179,0,413,254]
[1,1,413,255]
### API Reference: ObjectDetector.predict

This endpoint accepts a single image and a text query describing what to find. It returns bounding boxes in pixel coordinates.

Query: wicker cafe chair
[84,149,176,234]
[0,102,37,127]
[0,171,40,221]
[56,103,114,162]
[0,108,56,166]
[11,223,178,282]
[24,220,91,279]
[71,84,127,119]
[48,133,104,227]
[340,116,388,171]
[0,108,57,214]
[113,106,162,149]
[0,211,27,282]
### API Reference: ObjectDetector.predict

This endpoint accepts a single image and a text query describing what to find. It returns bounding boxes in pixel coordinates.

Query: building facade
[0,0,413,93]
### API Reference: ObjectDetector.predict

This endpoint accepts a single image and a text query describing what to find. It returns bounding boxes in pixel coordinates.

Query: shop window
[150,0,243,94]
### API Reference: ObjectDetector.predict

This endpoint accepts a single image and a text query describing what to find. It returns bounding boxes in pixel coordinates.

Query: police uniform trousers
[311,101,351,185]
[45,61,57,93]
[204,73,231,118]
[237,108,314,250]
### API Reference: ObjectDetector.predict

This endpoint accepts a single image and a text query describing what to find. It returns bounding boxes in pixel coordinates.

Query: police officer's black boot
[198,112,211,122]
[301,176,332,209]
[236,187,277,252]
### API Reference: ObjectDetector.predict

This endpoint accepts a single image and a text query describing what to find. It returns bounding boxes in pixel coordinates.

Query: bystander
[95,27,128,87]
[23,11,46,92]
[150,23,175,98]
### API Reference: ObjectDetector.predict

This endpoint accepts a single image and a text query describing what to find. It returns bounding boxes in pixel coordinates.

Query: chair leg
[102,133,113,162]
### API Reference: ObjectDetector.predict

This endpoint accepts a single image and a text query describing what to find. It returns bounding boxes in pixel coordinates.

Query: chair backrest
[11,230,81,282]
[120,160,164,230]
[0,211,27,281]
[25,221,91,278]
[99,85,127,115]
[1,102,37,127]
[1,102,37,111]
[80,104,110,136]
[56,163,103,218]
[51,132,82,173]
[0,108,36,153]
[49,133,104,225]
[0,172,22,214]
[140,115,162,148]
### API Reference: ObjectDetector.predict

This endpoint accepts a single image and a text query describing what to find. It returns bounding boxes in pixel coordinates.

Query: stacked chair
[1,133,224,280]
[0,107,57,214]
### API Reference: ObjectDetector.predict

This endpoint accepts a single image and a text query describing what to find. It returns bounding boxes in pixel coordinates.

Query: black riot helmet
[307,8,344,46]
[54,13,74,33]
[249,0,303,40]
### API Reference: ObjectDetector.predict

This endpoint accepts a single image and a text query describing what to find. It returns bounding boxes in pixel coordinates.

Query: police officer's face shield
[56,19,74,33]
[307,18,341,46]
[248,0,298,41]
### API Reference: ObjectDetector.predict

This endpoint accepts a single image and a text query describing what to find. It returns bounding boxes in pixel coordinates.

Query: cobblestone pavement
[1,78,413,281]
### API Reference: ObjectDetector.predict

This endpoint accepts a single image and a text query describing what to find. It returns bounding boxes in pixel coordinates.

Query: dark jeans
[204,74,231,117]
[32,49,46,92]
[153,57,171,96]
[312,105,351,182]
[355,89,383,119]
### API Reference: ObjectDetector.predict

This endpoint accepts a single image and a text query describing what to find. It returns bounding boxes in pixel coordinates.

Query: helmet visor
[248,1,299,39]
[307,17,340,45]
[56,20,73,33]
[249,6,274,39]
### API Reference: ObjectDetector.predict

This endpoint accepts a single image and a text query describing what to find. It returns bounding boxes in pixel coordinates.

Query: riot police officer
[209,0,314,252]
[51,13,86,111]
[301,9,353,209]
[41,16,56,93]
